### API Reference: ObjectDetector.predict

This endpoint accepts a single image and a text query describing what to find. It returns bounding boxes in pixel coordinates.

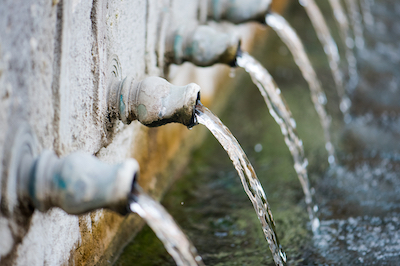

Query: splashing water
[300,0,351,114]
[345,0,365,50]
[265,12,336,165]
[129,186,205,266]
[236,52,319,232]
[195,104,287,266]
[328,0,359,93]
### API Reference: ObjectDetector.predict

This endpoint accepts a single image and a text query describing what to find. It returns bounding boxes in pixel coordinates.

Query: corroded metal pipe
[166,23,240,67]
[109,76,201,127]
[208,0,272,24]
[18,150,139,215]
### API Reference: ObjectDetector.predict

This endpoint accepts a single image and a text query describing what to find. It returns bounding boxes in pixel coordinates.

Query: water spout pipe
[18,150,139,215]
[108,76,201,127]
[166,23,240,67]
[208,0,272,24]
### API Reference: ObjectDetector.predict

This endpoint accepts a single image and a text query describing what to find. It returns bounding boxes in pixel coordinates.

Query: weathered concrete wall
[0,0,287,265]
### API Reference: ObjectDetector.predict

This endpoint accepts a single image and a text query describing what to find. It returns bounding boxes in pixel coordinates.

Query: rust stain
[271,0,290,13]
[71,211,124,266]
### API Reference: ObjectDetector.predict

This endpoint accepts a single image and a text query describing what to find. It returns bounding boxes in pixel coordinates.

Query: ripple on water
[315,215,400,264]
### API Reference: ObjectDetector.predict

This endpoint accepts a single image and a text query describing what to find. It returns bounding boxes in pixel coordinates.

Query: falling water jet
[194,103,287,266]
[265,12,336,165]
[236,51,320,233]
[360,0,375,29]
[129,185,205,266]
[327,0,359,93]
[299,0,351,115]
[344,0,365,50]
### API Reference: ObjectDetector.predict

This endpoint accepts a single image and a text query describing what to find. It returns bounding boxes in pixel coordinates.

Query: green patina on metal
[119,94,126,116]
[53,173,67,190]
[174,34,184,64]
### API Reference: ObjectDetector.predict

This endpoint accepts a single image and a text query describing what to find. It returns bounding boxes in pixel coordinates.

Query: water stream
[327,0,359,93]
[344,0,365,50]
[195,104,287,266]
[360,0,374,29]
[300,0,350,114]
[129,186,204,266]
[265,12,336,165]
[236,51,319,232]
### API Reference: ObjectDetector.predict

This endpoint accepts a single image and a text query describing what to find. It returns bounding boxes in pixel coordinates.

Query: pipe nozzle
[19,150,139,215]
[170,24,240,67]
[208,0,272,24]
[110,76,201,127]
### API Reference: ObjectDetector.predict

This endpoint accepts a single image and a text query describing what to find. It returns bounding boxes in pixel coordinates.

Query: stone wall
[0,0,287,265]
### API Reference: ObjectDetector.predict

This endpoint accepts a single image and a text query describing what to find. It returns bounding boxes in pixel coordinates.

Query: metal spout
[19,150,139,215]
[208,0,272,24]
[168,24,240,67]
[110,76,201,127]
